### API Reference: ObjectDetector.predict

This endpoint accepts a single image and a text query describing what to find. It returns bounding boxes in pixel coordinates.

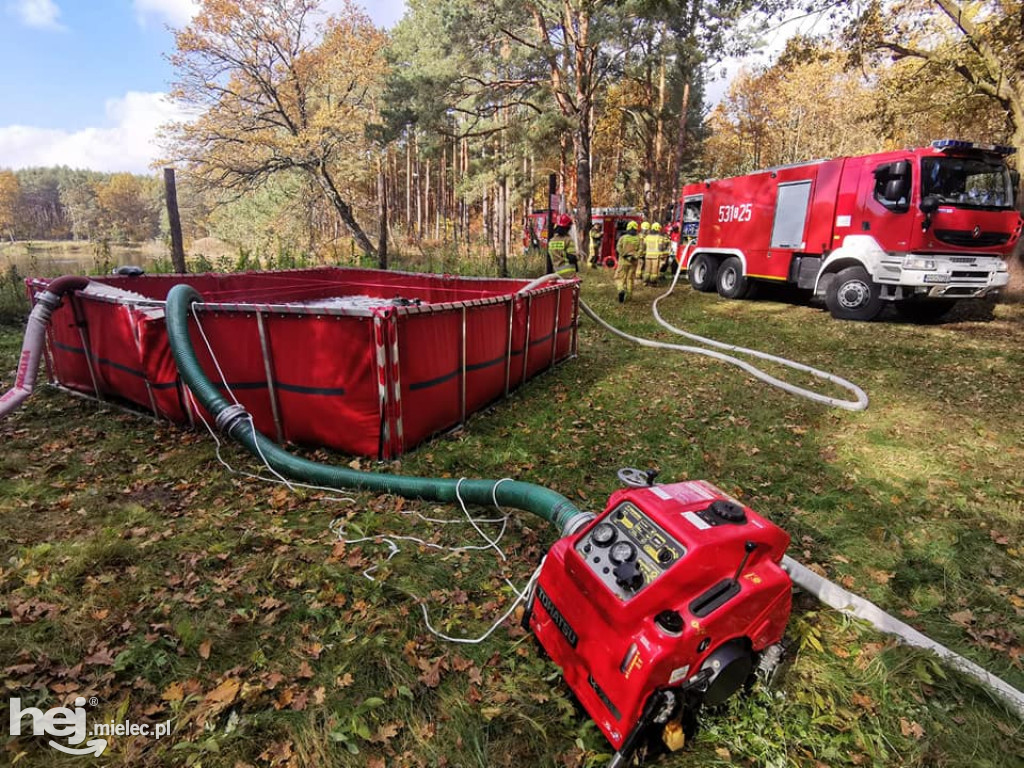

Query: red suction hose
[0,276,90,419]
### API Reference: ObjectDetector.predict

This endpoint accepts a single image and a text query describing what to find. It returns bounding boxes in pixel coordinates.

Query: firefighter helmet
[626,221,639,231]
[651,222,662,232]
[640,221,651,231]
[556,214,572,228]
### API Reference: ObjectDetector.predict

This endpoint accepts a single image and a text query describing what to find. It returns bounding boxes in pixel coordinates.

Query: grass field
[1,267,1022,767]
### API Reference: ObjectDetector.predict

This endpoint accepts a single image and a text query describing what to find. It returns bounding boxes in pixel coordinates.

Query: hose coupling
[215,403,250,435]
[35,291,62,312]
[560,511,595,537]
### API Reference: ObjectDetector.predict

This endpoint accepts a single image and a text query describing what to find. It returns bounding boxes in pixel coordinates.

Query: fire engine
[676,140,1023,321]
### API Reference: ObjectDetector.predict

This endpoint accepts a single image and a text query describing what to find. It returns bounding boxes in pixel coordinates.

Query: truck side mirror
[919,194,940,231]
[885,178,909,202]
[874,160,910,180]
[920,195,940,214]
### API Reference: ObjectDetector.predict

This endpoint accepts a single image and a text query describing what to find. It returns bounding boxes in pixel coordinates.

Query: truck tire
[716,256,754,299]
[894,299,956,324]
[688,254,718,292]
[825,266,883,321]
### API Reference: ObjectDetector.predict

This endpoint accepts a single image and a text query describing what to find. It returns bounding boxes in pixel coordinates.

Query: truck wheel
[688,254,718,292]
[894,299,956,324]
[825,266,883,321]
[716,256,753,299]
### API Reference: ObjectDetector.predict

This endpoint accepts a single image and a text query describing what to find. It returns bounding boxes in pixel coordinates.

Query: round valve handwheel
[617,467,652,487]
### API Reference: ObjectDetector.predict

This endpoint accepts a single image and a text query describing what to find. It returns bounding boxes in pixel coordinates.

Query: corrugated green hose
[165,284,591,536]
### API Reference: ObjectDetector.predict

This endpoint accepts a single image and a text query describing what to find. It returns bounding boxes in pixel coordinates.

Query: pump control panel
[529,479,792,762]
[575,502,686,599]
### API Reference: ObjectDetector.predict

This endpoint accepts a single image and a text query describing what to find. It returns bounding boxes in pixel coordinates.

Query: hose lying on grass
[574,255,869,411]
[785,556,1024,719]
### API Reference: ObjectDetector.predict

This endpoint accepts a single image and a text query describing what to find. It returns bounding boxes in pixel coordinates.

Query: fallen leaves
[7,596,61,624]
[949,609,975,627]
[899,718,925,739]
[82,646,116,666]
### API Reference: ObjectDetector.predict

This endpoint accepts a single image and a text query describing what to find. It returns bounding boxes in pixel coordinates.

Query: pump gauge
[591,523,617,547]
[610,541,637,564]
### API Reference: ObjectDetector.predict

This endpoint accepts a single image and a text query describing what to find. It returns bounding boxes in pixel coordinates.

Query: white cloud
[8,0,64,30]
[0,92,195,174]
[133,0,199,28]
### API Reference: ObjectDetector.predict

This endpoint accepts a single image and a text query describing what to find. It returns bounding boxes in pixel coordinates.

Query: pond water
[0,241,171,278]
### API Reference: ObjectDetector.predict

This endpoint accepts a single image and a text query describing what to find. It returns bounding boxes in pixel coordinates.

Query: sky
[0,1,811,176]
[0,0,407,174]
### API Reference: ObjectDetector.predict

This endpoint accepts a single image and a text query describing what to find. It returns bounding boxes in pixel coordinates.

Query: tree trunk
[574,129,593,261]
[672,80,692,195]
[405,129,412,236]
[377,157,388,270]
[315,165,376,257]
[653,55,667,219]
[163,168,188,273]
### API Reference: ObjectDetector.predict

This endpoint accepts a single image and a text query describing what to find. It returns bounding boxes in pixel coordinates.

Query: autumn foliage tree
[0,171,19,241]
[95,173,159,243]
[166,0,388,258]
[846,0,1023,195]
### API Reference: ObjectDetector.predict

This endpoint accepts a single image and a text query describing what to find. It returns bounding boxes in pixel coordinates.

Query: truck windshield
[921,156,1014,210]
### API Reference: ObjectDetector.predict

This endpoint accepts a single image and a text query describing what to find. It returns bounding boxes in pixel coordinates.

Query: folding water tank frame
[27,267,579,459]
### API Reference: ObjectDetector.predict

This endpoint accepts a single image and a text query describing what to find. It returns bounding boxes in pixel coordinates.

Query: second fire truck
[676,140,1022,321]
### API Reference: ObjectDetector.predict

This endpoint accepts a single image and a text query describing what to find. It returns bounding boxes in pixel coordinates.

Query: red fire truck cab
[676,140,1022,321]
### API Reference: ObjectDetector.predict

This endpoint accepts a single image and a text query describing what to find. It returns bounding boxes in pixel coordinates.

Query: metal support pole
[570,285,580,359]
[69,295,102,399]
[550,289,560,367]
[256,311,285,444]
[503,297,514,397]
[460,306,467,425]
[521,294,532,385]
[128,310,159,417]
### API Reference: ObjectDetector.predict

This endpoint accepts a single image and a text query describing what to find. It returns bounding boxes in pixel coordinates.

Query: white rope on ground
[576,254,868,410]
[189,306,536,645]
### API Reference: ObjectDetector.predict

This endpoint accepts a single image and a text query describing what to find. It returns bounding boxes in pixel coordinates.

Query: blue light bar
[932,139,973,151]
[931,139,1016,155]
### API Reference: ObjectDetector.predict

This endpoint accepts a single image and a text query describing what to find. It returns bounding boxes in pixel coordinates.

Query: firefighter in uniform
[588,222,603,268]
[548,214,578,278]
[658,223,674,277]
[638,221,651,284]
[643,222,665,285]
[614,221,642,303]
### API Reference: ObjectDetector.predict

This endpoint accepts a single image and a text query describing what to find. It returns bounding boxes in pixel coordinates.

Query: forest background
[0,0,1022,283]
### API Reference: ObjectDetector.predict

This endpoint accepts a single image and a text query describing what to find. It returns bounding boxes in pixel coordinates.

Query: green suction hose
[165,284,591,536]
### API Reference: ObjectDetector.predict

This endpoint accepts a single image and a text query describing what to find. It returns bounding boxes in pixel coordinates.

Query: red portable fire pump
[527,472,792,765]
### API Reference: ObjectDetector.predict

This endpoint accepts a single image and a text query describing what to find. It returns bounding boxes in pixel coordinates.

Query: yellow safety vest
[644,233,664,257]
[616,234,641,261]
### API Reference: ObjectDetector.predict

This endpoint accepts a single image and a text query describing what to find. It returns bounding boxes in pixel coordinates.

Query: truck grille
[934,229,1010,248]
[950,271,989,280]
